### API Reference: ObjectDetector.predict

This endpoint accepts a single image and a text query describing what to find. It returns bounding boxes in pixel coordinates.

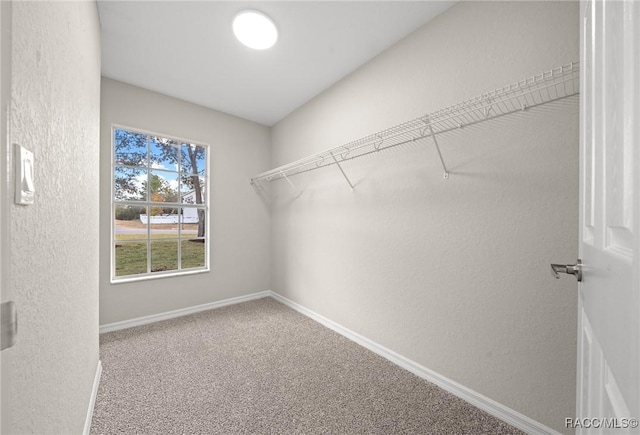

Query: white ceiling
[98,1,455,126]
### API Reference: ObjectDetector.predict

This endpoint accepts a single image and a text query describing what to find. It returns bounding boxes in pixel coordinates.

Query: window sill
[111,267,209,284]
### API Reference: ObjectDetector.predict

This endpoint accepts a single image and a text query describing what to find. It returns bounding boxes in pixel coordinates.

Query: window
[112,126,209,281]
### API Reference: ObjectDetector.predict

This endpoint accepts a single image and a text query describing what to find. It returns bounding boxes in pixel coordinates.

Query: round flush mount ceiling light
[233,10,278,50]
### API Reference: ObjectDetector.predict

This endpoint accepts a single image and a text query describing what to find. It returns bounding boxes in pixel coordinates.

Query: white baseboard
[99,291,272,333]
[268,291,560,435]
[83,359,102,435]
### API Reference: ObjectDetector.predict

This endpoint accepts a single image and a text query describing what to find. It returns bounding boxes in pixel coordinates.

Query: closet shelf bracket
[426,119,449,180]
[250,179,263,192]
[281,171,301,197]
[330,152,354,190]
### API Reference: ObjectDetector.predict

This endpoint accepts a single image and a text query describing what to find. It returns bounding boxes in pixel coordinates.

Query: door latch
[551,259,582,282]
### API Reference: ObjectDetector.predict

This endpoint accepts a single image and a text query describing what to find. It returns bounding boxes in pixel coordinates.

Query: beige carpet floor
[91,297,523,434]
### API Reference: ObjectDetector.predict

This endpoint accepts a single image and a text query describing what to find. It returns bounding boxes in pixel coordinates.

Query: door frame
[0,0,12,431]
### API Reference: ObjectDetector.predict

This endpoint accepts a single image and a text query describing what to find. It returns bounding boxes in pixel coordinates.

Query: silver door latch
[1,301,17,351]
[551,259,582,282]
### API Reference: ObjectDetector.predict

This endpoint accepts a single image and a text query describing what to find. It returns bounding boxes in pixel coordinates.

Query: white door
[577,0,639,432]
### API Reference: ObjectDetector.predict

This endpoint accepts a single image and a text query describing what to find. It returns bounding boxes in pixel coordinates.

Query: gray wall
[7,1,101,433]
[100,78,271,324]
[270,2,579,433]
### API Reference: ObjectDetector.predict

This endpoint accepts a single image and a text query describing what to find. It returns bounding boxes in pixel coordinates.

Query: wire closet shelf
[250,61,580,188]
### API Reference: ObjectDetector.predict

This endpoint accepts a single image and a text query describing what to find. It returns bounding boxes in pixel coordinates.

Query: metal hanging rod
[250,61,580,189]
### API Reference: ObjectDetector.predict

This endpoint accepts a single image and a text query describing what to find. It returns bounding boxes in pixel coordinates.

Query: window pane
[149,169,179,204]
[148,206,180,223]
[180,176,205,204]
[179,210,199,239]
[151,240,178,273]
[115,206,147,241]
[181,144,206,176]
[149,214,180,240]
[114,129,147,167]
[115,166,146,201]
[181,239,205,269]
[180,207,205,229]
[149,137,179,171]
[115,241,148,276]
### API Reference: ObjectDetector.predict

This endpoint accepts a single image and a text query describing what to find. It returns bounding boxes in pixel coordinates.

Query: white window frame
[110,124,210,283]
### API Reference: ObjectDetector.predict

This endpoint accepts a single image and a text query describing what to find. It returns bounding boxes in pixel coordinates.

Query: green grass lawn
[115,238,205,276]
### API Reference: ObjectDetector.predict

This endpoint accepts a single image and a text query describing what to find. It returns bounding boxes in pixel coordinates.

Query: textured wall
[0,1,11,430]
[99,78,271,324]
[8,1,101,433]
[271,2,579,433]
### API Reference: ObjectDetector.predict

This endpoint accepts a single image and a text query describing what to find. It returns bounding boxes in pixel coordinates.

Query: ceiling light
[233,10,278,50]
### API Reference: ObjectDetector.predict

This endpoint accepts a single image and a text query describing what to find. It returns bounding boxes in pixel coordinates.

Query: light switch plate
[15,144,34,205]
